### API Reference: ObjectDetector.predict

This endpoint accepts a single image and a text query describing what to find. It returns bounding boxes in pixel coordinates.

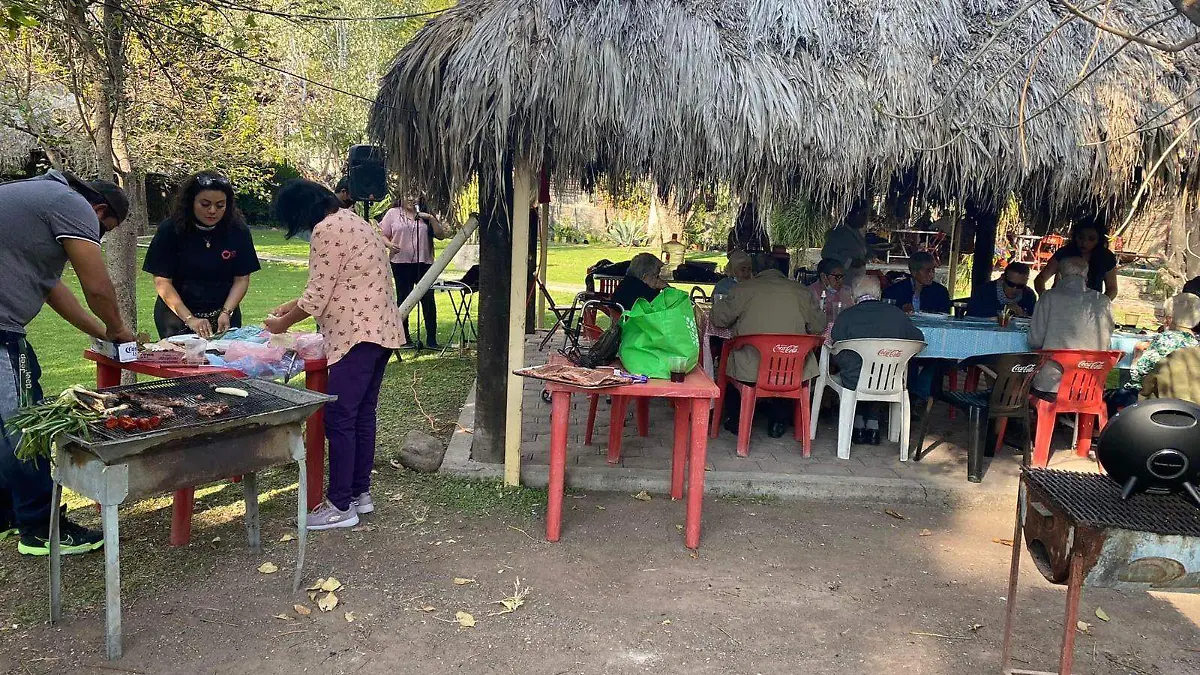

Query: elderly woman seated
[611,252,668,311]
[1105,293,1200,412]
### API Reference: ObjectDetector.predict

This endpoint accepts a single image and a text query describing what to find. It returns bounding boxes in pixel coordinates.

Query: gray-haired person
[0,170,135,555]
[1028,257,1115,394]
[612,252,668,310]
[830,274,924,445]
[882,251,951,314]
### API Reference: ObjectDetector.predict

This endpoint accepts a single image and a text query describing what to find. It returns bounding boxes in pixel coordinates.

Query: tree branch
[1053,0,1200,51]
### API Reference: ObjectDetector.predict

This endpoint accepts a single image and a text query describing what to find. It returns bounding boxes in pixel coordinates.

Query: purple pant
[325,342,391,511]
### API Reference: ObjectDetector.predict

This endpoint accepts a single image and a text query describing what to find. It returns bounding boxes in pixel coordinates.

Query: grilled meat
[196,401,230,418]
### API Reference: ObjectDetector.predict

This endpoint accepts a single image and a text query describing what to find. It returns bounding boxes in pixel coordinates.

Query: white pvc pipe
[398,215,479,318]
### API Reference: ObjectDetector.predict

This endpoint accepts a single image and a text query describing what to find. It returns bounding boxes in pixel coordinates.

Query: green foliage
[606,218,647,247]
[0,0,40,37]
[551,216,590,244]
[1146,268,1174,302]
[770,200,830,250]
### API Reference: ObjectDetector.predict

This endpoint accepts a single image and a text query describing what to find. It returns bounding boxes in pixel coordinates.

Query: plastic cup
[668,356,688,382]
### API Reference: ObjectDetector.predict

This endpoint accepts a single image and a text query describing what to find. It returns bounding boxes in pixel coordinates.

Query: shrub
[606,218,647,247]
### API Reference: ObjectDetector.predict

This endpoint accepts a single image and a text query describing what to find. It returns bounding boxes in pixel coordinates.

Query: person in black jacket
[882,251,951,313]
[967,262,1037,318]
[611,253,668,311]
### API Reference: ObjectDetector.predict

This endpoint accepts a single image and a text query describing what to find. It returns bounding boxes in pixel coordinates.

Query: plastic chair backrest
[581,301,622,341]
[597,276,620,297]
[1038,349,1123,410]
[831,338,926,395]
[719,334,824,394]
[1036,234,1064,260]
[959,352,1044,414]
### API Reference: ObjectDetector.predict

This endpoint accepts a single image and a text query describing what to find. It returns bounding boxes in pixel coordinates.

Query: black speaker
[347,145,386,202]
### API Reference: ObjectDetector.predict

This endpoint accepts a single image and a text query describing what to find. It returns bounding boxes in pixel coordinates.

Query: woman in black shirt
[143,172,262,338]
[1033,220,1118,300]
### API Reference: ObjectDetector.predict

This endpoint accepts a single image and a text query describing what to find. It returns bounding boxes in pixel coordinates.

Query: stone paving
[444,335,1100,505]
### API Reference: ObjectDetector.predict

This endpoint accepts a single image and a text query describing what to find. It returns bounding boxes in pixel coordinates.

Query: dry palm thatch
[369,0,1200,217]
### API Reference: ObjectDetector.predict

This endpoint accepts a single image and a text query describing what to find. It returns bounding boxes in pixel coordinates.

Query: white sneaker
[353,492,374,514]
[306,500,360,531]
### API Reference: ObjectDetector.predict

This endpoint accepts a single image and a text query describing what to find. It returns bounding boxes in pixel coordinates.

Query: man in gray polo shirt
[0,170,135,556]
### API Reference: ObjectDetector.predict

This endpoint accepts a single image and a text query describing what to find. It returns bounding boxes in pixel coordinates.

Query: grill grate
[88,374,294,441]
[1025,469,1200,538]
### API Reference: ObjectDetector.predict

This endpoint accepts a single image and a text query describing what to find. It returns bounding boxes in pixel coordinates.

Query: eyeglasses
[1003,278,1027,289]
[195,174,231,188]
[826,273,845,280]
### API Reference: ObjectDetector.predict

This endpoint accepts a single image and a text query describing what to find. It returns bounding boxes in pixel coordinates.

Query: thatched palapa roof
[369,0,1200,215]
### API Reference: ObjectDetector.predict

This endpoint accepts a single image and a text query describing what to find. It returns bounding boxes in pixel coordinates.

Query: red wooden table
[543,360,719,549]
[84,350,329,546]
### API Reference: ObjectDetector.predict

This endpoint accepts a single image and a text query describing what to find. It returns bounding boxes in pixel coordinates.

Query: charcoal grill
[48,374,334,659]
[1001,469,1200,674]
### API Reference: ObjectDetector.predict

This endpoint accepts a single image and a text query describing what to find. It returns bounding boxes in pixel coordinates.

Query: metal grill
[87,374,296,441]
[1025,468,1200,537]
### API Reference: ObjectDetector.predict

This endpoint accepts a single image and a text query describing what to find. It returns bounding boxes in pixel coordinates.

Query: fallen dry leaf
[968,623,984,633]
[344,612,356,623]
[1077,621,1091,633]
[661,619,671,626]
[919,529,932,537]
[1095,607,1110,622]
[318,592,339,612]
[389,459,403,470]
[210,537,222,549]
[351,524,376,532]
[307,579,324,592]
[273,614,292,621]
[257,562,279,574]
[490,579,530,616]
[596,505,605,511]
[453,577,476,586]
[675,524,683,531]
[420,606,436,612]
[307,591,318,602]
[320,577,343,593]
[633,490,652,502]
[884,509,907,520]
[992,538,1014,547]
[293,604,311,616]
[388,493,404,502]
[279,533,296,542]
[455,611,476,628]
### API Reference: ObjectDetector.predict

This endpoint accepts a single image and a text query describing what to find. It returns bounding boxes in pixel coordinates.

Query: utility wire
[202,0,446,23]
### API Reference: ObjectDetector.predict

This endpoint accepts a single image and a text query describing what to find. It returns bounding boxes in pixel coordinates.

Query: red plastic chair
[1030,349,1123,466]
[709,334,824,457]
[595,276,620,298]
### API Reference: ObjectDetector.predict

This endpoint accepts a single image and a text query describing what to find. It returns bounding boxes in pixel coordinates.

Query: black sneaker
[18,519,104,556]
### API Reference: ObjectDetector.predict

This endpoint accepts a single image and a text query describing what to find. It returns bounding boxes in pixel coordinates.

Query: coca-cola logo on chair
[877,349,903,358]
[1011,364,1037,373]
[773,344,801,354]
[1077,360,1105,370]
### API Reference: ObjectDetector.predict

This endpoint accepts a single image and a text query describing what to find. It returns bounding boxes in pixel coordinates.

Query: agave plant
[606,218,647,247]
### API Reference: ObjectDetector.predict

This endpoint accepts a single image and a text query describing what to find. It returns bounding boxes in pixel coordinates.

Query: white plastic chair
[809,339,926,460]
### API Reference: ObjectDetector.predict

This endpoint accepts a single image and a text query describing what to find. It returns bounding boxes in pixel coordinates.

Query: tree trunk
[969,203,999,296]
[472,166,513,464]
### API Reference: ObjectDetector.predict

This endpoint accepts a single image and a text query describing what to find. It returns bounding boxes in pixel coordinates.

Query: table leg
[293,450,307,593]
[685,399,709,550]
[1000,486,1026,672]
[1058,553,1085,675]
[546,390,571,542]
[49,482,62,623]
[169,488,194,547]
[606,396,629,465]
[635,399,649,437]
[95,362,121,389]
[243,472,261,553]
[671,401,688,500]
[101,503,122,660]
[305,366,328,510]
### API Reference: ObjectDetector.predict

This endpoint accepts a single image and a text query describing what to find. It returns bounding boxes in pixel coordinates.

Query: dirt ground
[2,475,1200,675]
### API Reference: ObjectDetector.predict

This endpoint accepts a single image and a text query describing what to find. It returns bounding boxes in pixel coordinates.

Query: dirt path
[3,483,1199,675]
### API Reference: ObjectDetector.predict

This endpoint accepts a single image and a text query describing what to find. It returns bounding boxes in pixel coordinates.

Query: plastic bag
[618,287,699,379]
[294,333,326,360]
[225,341,287,363]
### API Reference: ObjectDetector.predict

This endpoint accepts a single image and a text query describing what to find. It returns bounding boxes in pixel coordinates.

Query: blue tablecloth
[911,315,1142,368]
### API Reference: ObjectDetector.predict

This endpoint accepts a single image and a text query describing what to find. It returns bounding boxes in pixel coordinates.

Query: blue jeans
[0,336,53,535]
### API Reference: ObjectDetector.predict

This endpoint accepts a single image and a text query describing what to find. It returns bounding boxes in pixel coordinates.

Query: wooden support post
[946,203,961,297]
[473,164,513,464]
[506,168,533,485]
[970,202,999,298]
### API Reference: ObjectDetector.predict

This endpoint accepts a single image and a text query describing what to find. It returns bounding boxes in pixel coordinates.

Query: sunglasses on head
[196,174,231,188]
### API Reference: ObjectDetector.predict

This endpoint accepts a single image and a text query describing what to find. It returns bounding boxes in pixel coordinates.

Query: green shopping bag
[618,286,699,379]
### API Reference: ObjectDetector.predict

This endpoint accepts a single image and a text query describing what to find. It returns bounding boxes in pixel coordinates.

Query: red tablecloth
[83,350,329,546]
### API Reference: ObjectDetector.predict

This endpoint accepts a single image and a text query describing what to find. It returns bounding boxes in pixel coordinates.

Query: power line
[201,0,446,23]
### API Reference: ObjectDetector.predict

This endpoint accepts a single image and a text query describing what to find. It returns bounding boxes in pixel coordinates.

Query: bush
[551,219,590,244]
[606,218,647,247]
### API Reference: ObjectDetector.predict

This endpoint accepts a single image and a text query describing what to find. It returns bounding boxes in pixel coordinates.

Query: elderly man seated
[611,252,667,311]
[713,250,753,297]
[883,251,951,314]
[1028,257,1115,395]
[711,254,826,438]
[967,261,1037,318]
[831,274,925,445]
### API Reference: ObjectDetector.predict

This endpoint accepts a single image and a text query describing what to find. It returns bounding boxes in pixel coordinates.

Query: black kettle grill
[1096,398,1200,506]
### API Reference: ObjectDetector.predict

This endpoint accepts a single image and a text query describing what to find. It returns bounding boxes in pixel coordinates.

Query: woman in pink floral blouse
[266,180,404,530]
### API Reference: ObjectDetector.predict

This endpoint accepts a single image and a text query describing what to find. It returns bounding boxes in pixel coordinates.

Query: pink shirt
[298,209,405,365]
[379,207,432,264]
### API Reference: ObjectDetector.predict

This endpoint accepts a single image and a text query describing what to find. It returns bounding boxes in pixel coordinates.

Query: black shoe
[425,340,441,350]
[723,417,739,435]
[18,518,104,556]
[400,342,418,350]
[852,428,865,445]
[767,422,786,438]
[866,429,881,445]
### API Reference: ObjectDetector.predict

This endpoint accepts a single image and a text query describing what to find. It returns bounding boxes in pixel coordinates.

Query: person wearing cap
[143,171,261,339]
[0,169,134,556]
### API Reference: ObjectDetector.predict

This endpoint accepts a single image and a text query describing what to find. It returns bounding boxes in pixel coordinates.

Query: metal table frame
[431,281,476,353]
[50,424,309,660]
